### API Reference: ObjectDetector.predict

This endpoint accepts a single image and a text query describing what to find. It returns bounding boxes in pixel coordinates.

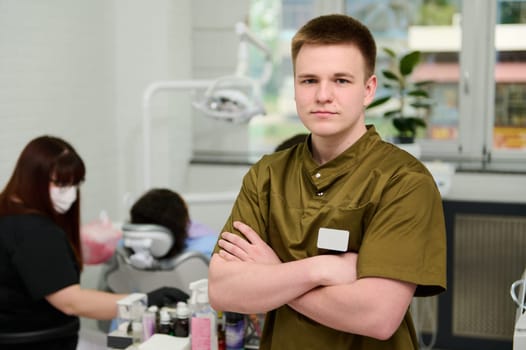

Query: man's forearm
[208,254,323,314]
[288,277,416,340]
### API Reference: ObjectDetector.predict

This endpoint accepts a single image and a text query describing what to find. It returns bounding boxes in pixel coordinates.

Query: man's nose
[315,81,334,103]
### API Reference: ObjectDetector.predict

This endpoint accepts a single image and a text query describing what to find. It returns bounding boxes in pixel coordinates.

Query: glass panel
[248,0,314,155]
[493,0,526,151]
[249,0,464,153]
[345,0,462,142]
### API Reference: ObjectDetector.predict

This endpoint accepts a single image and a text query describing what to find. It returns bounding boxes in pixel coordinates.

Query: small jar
[225,312,245,350]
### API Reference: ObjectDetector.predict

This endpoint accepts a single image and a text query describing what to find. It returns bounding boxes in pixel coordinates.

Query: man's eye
[302,79,316,84]
[336,79,350,84]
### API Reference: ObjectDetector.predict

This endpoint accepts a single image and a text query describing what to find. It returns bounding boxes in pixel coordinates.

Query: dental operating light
[191,22,271,123]
[141,22,272,189]
[191,75,265,123]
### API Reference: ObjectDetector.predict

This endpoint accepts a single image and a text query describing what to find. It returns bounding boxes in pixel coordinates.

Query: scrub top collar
[302,125,380,191]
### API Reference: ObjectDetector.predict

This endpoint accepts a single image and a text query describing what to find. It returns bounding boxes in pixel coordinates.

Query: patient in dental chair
[129,188,219,259]
[98,189,216,331]
[102,188,217,288]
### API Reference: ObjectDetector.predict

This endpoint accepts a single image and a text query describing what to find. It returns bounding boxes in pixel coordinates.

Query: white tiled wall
[0,0,118,221]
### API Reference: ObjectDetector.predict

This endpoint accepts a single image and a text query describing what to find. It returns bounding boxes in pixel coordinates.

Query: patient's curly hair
[130,188,188,258]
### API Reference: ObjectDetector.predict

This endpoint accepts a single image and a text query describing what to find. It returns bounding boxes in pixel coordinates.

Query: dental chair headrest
[121,223,174,259]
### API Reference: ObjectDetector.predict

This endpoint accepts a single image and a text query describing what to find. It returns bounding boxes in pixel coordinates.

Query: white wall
[112,0,195,219]
[183,163,250,231]
[0,0,119,222]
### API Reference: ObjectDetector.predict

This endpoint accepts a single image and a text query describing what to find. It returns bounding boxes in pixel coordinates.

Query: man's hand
[218,221,357,285]
[209,221,359,315]
[218,221,281,265]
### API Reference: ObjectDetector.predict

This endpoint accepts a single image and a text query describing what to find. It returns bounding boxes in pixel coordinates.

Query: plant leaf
[382,70,400,82]
[414,80,434,87]
[383,47,396,58]
[393,117,426,137]
[366,96,391,109]
[384,109,401,117]
[400,51,421,76]
[408,89,429,98]
[410,102,433,109]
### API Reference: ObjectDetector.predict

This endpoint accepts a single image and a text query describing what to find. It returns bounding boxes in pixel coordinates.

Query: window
[248,0,526,167]
[248,0,315,154]
[493,1,526,152]
[345,0,462,144]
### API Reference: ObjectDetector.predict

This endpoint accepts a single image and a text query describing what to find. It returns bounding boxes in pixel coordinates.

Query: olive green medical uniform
[218,126,446,350]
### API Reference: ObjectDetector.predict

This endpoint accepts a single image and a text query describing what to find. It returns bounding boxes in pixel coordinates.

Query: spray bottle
[189,279,218,350]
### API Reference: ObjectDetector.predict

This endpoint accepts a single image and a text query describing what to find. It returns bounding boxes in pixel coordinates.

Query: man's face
[294,43,376,142]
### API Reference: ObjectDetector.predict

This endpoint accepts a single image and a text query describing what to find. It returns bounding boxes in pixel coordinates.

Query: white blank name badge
[317,227,349,252]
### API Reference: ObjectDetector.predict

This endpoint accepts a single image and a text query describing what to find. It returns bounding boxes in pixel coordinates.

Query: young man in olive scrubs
[208,14,446,350]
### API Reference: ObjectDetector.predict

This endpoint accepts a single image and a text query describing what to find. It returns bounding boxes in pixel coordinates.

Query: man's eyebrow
[334,72,355,79]
[296,73,318,79]
[296,72,355,78]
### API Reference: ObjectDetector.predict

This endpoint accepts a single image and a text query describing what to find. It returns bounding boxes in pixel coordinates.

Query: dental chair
[104,223,210,296]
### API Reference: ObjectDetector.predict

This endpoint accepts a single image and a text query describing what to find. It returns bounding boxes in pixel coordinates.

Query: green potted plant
[367,48,433,144]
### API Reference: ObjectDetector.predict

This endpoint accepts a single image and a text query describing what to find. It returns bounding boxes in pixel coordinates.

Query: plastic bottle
[189,279,209,313]
[142,308,157,341]
[190,283,218,350]
[147,305,159,332]
[158,309,174,335]
[174,301,190,337]
[225,312,245,350]
[131,321,143,344]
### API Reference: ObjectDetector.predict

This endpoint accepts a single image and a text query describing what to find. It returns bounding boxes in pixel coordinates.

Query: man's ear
[364,74,377,107]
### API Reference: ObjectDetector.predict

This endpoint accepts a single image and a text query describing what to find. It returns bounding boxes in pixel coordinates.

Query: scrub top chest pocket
[313,203,370,256]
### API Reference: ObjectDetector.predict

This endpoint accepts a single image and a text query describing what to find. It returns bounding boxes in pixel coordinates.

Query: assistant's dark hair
[0,135,86,269]
[291,14,377,79]
[130,188,189,258]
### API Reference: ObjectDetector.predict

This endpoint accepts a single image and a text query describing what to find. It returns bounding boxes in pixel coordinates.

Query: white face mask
[49,186,77,214]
